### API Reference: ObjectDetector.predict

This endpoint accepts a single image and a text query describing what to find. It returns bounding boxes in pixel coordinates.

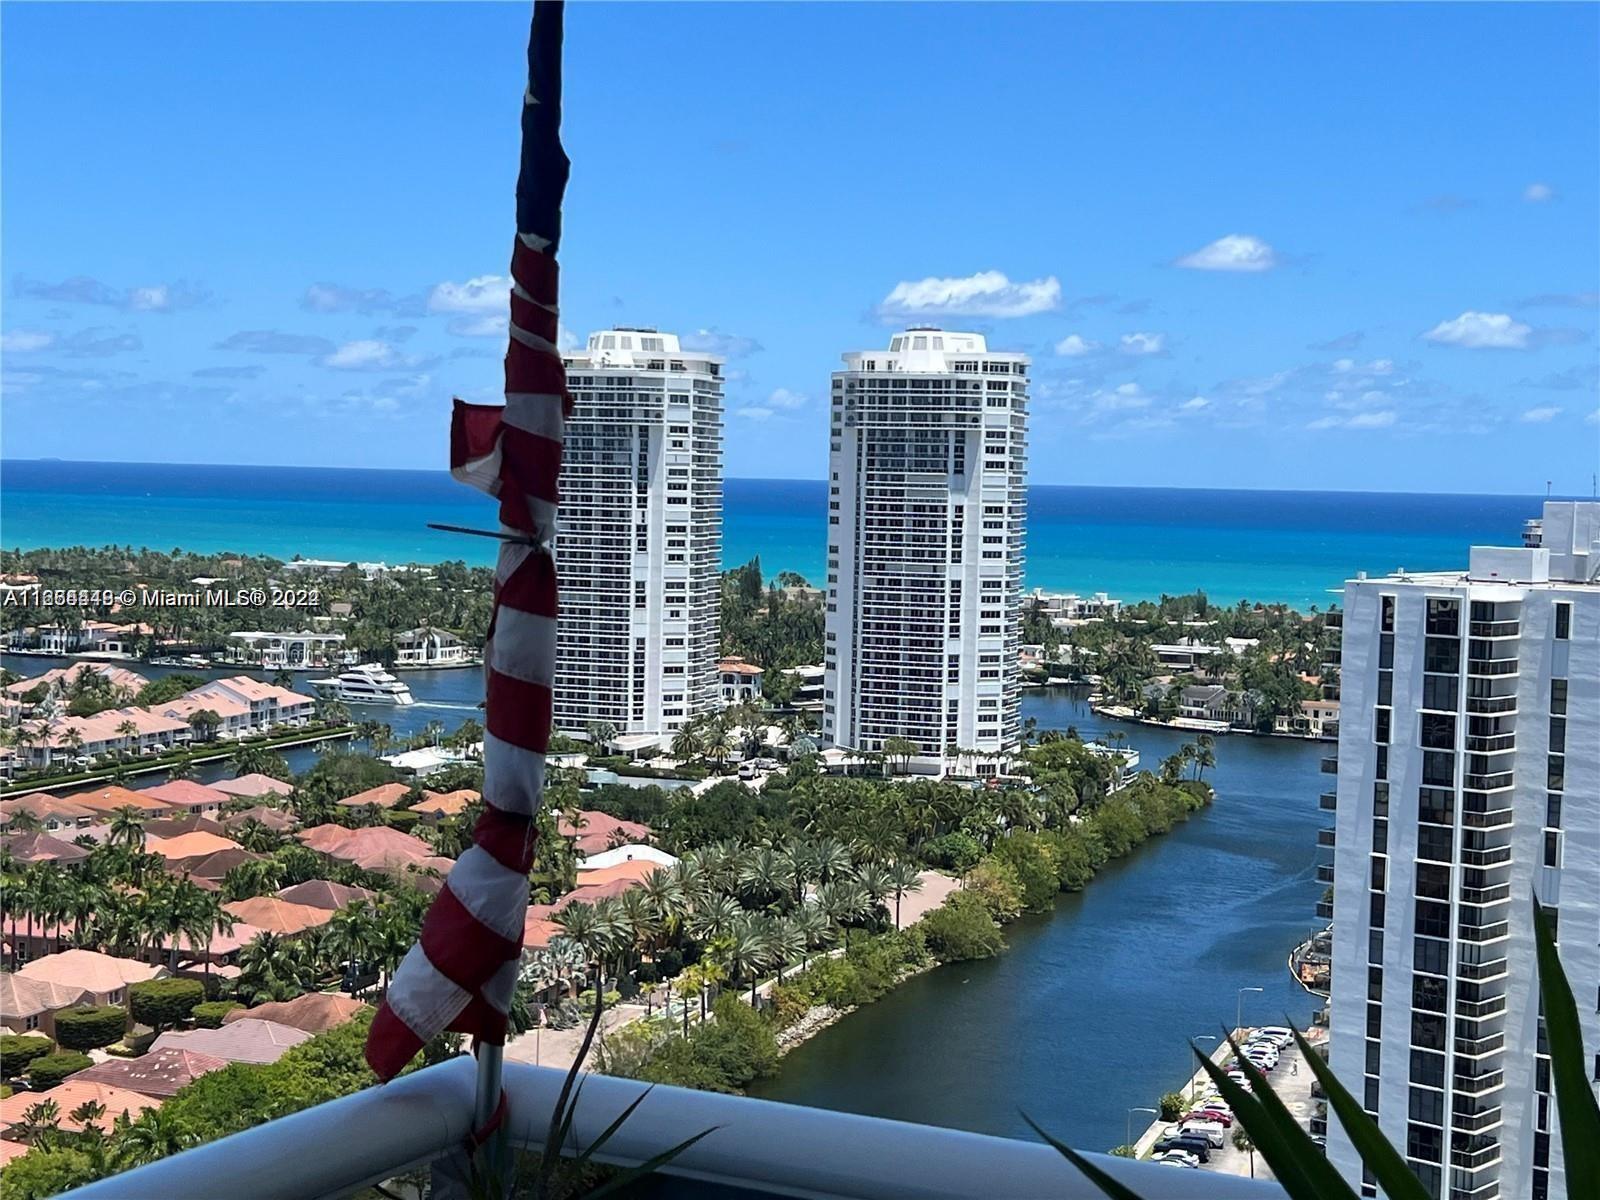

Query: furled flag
[365,0,571,1083]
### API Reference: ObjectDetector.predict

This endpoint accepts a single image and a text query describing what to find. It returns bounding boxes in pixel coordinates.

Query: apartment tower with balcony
[1324,501,1599,1200]
[823,329,1029,770]
[555,329,723,736]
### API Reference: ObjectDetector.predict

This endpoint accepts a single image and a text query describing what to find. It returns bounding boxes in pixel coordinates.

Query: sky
[2,2,1597,493]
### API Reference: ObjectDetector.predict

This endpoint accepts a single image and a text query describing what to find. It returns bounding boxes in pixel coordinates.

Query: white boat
[308,663,415,706]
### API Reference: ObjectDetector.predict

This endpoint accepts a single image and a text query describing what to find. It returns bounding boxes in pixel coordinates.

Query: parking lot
[1132,1025,1325,1182]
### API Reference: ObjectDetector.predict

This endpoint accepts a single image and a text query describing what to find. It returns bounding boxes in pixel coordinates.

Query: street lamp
[1127,1106,1159,1149]
[1236,986,1264,1037]
[1189,1035,1218,1099]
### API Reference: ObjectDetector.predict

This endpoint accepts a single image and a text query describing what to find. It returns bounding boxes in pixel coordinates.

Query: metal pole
[1236,986,1263,1039]
[1189,1035,1217,1100]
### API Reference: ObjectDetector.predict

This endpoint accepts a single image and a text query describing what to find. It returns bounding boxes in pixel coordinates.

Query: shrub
[52,1005,127,1053]
[655,949,685,979]
[26,1051,94,1088]
[0,1035,54,1078]
[1159,1091,1186,1121]
[964,858,1024,923]
[689,995,779,1089]
[921,831,983,874]
[634,962,659,985]
[0,1146,101,1200]
[768,985,813,1030]
[791,956,870,1009]
[386,810,420,831]
[191,1001,244,1029]
[989,830,1061,912]
[129,978,205,1031]
[919,892,1006,963]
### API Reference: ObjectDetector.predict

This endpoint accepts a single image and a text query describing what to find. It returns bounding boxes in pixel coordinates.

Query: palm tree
[113,1107,199,1169]
[688,892,742,944]
[723,914,771,1003]
[669,722,704,764]
[166,754,197,782]
[552,901,621,1004]
[233,818,282,855]
[789,904,831,969]
[115,719,140,758]
[238,931,304,1003]
[738,845,794,909]
[886,860,924,930]
[323,901,380,995]
[763,916,806,986]
[813,838,852,883]
[5,808,44,835]
[19,1099,62,1149]
[854,863,895,926]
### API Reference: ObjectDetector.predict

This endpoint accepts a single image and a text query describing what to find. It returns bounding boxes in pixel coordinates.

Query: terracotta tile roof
[717,656,764,676]
[221,897,332,937]
[335,782,412,810]
[168,847,263,882]
[72,1047,228,1099]
[143,815,230,840]
[222,992,368,1034]
[557,811,653,857]
[0,970,90,1019]
[139,780,230,812]
[151,1018,310,1065]
[410,789,479,819]
[146,831,245,861]
[0,1081,159,1134]
[67,786,171,816]
[298,824,432,866]
[274,880,375,911]
[0,792,98,824]
[222,806,297,834]
[523,905,563,950]
[17,949,165,994]
[1,830,91,865]
[212,773,293,799]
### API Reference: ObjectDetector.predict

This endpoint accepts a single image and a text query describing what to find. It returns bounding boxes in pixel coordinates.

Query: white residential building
[823,329,1028,767]
[394,627,471,667]
[555,329,723,736]
[1325,501,1599,1200]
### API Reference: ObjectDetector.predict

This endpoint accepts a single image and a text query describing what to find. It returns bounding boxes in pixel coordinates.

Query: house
[3,663,148,710]
[1,830,92,868]
[213,773,294,801]
[155,694,255,740]
[186,677,318,730]
[0,1082,159,1141]
[222,805,298,835]
[72,1047,228,1099]
[222,992,367,1034]
[717,657,764,705]
[167,846,264,884]
[17,949,166,1007]
[144,815,231,840]
[0,918,78,970]
[139,780,230,817]
[1178,685,1251,725]
[222,897,332,937]
[295,825,443,886]
[556,811,653,857]
[147,831,247,863]
[0,970,90,1036]
[335,782,412,813]
[151,1018,310,1065]
[409,789,479,824]
[394,626,471,667]
[575,844,677,872]
[274,880,375,911]
[0,792,99,833]
[225,630,346,670]
[1275,698,1341,740]
[68,785,173,820]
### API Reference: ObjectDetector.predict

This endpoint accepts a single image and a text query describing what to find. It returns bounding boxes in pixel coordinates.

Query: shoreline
[1089,701,1336,743]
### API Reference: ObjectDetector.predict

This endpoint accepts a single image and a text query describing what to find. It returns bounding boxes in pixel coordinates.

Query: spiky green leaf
[1534,898,1600,1199]
[1020,1112,1146,1200]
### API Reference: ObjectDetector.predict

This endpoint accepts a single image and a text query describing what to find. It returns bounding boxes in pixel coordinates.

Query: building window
[1554,602,1571,640]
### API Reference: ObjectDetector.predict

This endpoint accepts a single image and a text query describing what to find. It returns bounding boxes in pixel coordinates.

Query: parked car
[1154,1136,1211,1163]
[1177,1122,1226,1148]
[1153,1152,1200,1169]
[1187,1106,1233,1126]
[1253,1027,1295,1047]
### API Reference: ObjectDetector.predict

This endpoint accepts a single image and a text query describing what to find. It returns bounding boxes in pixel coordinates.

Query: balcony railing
[1319,791,1337,811]
[61,1058,1286,1200]
[1464,695,1516,715]
[1452,1069,1505,1097]
[1468,621,1519,638]
[1466,658,1518,678]
[1320,755,1339,774]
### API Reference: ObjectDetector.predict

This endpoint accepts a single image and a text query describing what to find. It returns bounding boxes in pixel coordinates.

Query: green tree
[26,1051,95,1089]
[919,892,1005,963]
[52,1007,127,1053]
[128,978,205,1032]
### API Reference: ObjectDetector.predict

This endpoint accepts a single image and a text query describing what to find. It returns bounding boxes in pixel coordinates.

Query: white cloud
[318,339,427,371]
[1054,334,1100,357]
[1175,234,1279,273]
[446,314,507,338]
[1348,411,1397,429]
[1422,311,1532,350]
[1521,405,1561,423]
[428,275,509,313]
[1523,182,1555,203]
[1,330,54,352]
[766,387,807,410]
[878,270,1061,319]
[732,407,773,421]
[1096,382,1151,411]
[1119,331,1165,356]
[681,329,763,358]
[1179,396,1210,412]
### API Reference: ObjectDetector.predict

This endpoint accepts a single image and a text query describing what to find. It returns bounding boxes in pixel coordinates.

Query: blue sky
[3,2,1596,492]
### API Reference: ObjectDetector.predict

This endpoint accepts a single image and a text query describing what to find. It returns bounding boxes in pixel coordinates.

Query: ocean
[0,459,1551,608]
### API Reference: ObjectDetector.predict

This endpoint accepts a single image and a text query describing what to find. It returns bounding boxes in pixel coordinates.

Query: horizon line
[0,457,1586,504]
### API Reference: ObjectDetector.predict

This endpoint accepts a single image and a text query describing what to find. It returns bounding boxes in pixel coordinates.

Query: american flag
[365,0,571,1083]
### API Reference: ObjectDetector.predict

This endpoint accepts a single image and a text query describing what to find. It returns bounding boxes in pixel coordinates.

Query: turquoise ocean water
[0,459,1550,608]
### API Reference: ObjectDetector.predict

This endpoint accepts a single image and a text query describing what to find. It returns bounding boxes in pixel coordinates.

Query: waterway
[8,658,1326,1154]
[750,686,1326,1153]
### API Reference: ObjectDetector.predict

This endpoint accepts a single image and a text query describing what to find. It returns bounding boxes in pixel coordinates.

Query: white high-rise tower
[823,329,1029,770]
[1325,501,1599,1200]
[556,328,723,737]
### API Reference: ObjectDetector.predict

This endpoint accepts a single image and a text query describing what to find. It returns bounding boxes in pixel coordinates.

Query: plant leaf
[1192,1040,1334,1199]
[1534,897,1600,1199]
[1019,1112,1147,1200]
[573,1085,656,1165]
[576,1127,721,1200]
[1220,1032,1358,1200]
[1287,1022,1428,1200]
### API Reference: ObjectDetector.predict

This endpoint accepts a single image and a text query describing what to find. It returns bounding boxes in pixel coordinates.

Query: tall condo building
[1325,501,1599,1200]
[823,329,1029,767]
[555,329,723,737]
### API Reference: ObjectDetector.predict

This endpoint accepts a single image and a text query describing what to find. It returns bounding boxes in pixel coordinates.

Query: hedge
[52,1005,128,1053]
[129,978,206,1031]
[0,1035,54,1077]
[191,1001,245,1029]
[26,1051,94,1088]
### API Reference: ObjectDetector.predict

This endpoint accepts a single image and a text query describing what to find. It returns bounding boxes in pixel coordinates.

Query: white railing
[62,1057,1286,1200]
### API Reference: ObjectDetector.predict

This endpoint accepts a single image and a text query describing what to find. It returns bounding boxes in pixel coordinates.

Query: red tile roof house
[295,824,452,893]
[147,830,247,863]
[222,897,332,938]
[186,677,318,732]
[223,992,368,1035]
[73,1046,229,1099]
[521,859,663,951]
[334,782,413,814]
[152,1017,311,1065]
[67,785,173,820]
[410,789,480,824]
[558,811,654,857]
[165,846,264,885]
[0,917,78,970]
[143,814,232,840]
[0,791,99,834]
[139,780,230,817]
[16,948,167,1008]
[1,830,92,868]
[212,773,294,801]
[154,693,254,740]
[274,879,375,911]
[0,970,90,1037]
[0,1082,159,1143]
[222,805,298,835]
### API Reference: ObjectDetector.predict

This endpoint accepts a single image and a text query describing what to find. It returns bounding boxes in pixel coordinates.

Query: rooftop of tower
[838,329,1029,374]
[565,328,723,371]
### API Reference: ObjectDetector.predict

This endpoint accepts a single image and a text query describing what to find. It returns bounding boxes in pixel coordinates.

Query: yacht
[309,663,415,706]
